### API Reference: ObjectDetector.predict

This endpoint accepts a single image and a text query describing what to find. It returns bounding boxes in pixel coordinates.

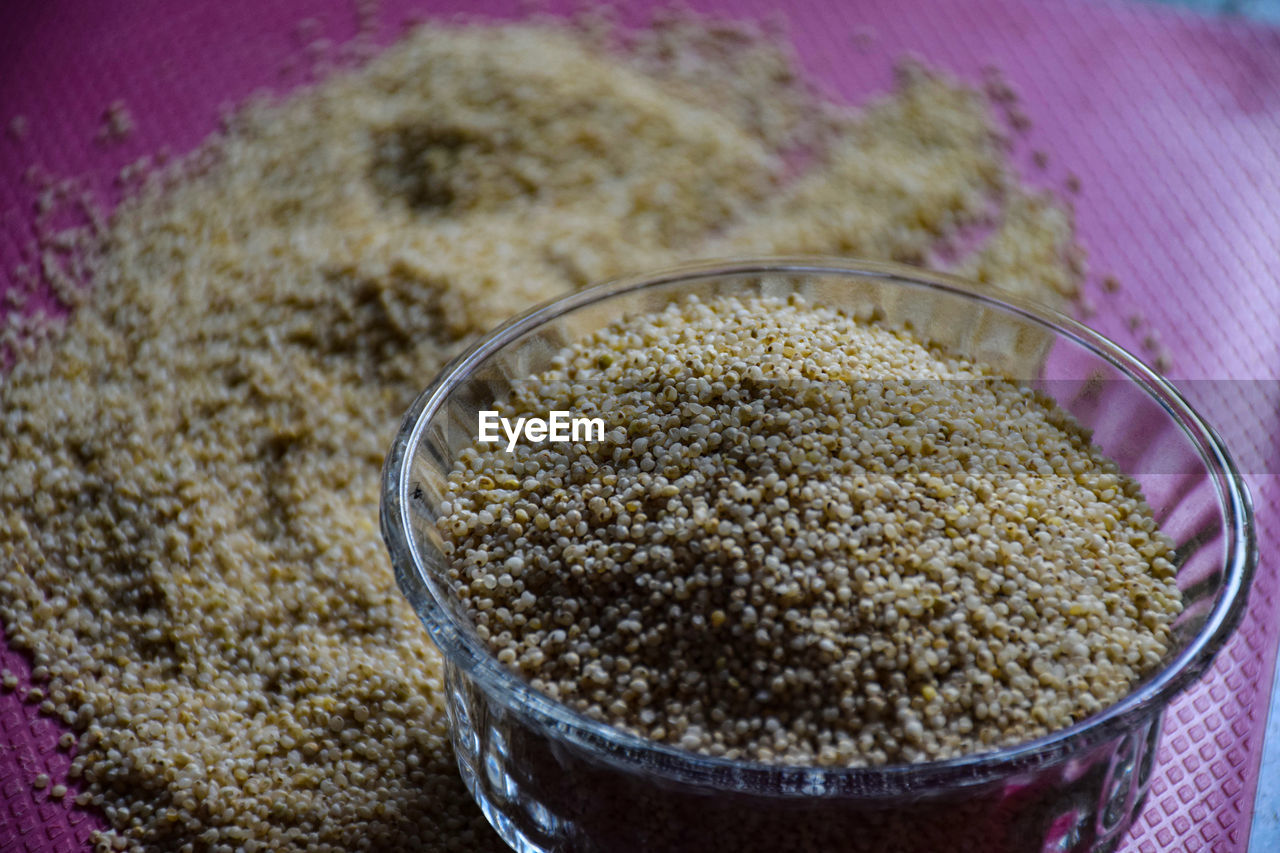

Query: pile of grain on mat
[1,17,1083,853]
[440,294,1182,767]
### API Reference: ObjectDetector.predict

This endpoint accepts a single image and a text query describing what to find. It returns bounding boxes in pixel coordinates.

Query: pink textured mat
[1,0,1277,850]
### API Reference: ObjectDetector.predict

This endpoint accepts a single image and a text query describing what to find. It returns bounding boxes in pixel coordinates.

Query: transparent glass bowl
[380,258,1256,853]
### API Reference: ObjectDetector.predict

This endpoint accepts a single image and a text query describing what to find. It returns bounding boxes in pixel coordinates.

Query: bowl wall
[381,259,1255,853]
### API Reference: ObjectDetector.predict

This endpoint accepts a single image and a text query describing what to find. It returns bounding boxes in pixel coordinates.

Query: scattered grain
[2,14,1093,850]
[7,114,29,141]
[960,191,1081,306]
[95,101,134,144]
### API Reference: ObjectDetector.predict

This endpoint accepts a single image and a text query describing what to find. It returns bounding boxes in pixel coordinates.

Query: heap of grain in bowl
[439,293,1183,767]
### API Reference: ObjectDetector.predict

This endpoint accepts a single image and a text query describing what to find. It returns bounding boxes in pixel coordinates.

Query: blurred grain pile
[0,18,1082,853]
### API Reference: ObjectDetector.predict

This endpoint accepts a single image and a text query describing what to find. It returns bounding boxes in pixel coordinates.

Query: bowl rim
[380,256,1256,794]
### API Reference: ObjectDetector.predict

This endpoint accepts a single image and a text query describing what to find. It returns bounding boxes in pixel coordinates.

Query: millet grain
[441,295,1182,767]
[4,16,1091,851]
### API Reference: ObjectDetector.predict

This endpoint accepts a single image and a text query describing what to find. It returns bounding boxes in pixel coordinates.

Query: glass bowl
[380,258,1255,853]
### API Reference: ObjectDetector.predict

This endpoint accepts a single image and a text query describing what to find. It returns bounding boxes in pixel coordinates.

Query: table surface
[1140,3,1280,847]
[1070,8,1280,851]
[1,1,1278,851]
